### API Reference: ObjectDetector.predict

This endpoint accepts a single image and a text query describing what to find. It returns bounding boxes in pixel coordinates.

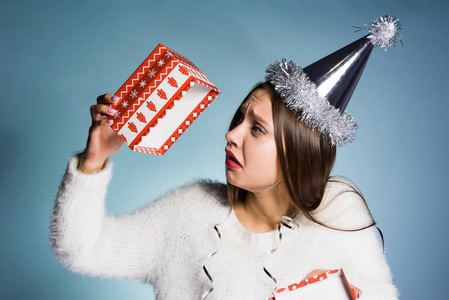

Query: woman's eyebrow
[248,109,269,127]
[240,102,270,127]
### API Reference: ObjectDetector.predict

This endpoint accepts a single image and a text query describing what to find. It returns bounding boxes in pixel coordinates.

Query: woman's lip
[225,149,240,163]
[225,149,242,169]
[226,157,242,169]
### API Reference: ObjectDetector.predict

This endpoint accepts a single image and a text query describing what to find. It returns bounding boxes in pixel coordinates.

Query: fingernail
[106,119,113,124]
[111,96,119,101]
[358,291,362,298]
[108,108,117,114]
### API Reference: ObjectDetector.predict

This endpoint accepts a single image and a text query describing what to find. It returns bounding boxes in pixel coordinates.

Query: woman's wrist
[77,151,107,174]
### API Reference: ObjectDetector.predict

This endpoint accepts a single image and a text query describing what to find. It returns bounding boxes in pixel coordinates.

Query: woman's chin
[226,173,243,188]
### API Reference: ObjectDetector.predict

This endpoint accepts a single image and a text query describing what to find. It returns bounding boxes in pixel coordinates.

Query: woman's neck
[235,181,291,233]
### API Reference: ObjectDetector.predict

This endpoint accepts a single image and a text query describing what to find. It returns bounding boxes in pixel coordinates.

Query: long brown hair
[227,82,375,231]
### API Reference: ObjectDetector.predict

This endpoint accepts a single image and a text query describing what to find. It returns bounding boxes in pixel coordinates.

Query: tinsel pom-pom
[368,15,401,49]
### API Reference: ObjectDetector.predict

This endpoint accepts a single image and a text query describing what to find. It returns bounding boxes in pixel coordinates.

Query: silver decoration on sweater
[201,225,222,300]
[263,216,298,292]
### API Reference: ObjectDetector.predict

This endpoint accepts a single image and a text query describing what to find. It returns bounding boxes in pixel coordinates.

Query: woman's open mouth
[225,150,242,169]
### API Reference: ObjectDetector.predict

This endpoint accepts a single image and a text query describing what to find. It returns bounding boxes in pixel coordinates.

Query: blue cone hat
[266,15,401,146]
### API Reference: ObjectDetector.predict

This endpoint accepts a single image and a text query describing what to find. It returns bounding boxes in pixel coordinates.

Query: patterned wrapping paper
[108,43,220,155]
[272,269,355,300]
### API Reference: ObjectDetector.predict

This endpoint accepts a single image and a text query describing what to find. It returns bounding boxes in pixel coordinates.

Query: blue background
[1,0,448,299]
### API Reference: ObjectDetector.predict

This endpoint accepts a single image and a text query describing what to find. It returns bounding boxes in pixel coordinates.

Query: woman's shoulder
[311,176,374,230]
[326,175,362,196]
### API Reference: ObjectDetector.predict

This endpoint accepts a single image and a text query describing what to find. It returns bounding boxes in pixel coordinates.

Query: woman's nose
[225,125,243,147]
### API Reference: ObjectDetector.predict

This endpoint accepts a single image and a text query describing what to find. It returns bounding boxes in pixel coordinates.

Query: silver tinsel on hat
[266,15,401,146]
[266,60,357,146]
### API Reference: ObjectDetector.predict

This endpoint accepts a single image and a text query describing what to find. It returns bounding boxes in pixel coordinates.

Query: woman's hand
[78,94,124,173]
[305,269,362,299]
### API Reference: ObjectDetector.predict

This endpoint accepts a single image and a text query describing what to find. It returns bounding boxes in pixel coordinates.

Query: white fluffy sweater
[51,156,398,299]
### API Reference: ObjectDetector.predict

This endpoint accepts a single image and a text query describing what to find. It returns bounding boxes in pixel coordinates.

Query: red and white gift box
[272,269,355,300]
[108,43,220,155]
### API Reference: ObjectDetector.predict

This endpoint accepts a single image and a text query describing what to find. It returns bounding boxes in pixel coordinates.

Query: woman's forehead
[242,89,271,109]
[241,89,273,125]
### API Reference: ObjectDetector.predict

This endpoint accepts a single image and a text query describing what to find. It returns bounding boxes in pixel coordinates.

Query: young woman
[51,16,400,300]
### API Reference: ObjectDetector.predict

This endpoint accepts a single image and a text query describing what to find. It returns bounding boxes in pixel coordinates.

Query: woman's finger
[349,283,362,299]
[97,93,120,104]
[90,104,118,123]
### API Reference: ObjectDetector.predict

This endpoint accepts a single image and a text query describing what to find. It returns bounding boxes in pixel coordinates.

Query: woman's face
[225,88,281,193]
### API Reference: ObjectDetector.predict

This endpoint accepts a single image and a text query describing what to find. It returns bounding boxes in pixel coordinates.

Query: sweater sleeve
[51,156,184,283]
[311,176,399,300]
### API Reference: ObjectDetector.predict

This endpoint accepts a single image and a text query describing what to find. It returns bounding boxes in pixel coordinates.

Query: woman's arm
[51,155,227,284]
[51,93,163,282]
[51,155,168,282]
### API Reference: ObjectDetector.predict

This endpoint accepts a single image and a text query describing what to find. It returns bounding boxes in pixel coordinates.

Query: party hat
[266,15,401,146]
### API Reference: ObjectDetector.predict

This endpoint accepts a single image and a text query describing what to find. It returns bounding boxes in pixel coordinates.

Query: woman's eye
[252,125,265,134]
